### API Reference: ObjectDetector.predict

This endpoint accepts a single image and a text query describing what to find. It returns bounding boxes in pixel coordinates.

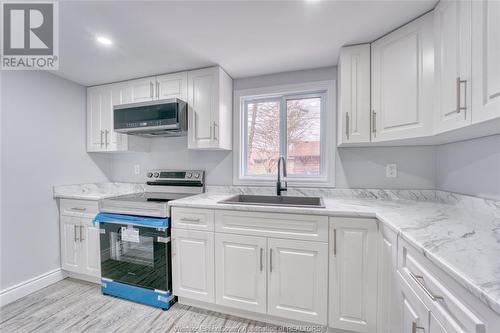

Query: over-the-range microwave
[114,98,187,137]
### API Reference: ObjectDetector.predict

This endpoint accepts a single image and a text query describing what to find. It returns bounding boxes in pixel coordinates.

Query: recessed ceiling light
[96,36,113,46]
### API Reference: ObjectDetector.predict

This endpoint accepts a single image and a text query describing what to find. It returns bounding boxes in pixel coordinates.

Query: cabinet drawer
[60,199,98,218]
[398,238,485,333]
[215,210,328,242]
[172,207,215,231]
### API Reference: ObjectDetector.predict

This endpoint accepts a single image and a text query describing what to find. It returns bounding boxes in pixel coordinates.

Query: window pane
[246,100,280,175]
[286,97,321,176]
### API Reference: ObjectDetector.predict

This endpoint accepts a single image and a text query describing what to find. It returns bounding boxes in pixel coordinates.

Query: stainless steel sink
[219,194,325,208]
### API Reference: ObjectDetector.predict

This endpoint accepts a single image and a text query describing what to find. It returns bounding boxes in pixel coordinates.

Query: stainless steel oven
[99,222,171,292]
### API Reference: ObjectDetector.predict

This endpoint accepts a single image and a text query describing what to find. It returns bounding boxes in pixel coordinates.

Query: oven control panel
[146,169,205,186]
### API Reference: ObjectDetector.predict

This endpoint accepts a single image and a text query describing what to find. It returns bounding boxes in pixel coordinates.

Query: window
[241,91,327,181]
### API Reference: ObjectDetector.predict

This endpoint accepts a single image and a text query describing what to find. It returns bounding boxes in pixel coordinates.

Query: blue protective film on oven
[101,279,175,310]
[93,212,169,228]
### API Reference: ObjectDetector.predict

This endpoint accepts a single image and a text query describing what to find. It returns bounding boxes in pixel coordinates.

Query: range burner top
[99,169,205,218]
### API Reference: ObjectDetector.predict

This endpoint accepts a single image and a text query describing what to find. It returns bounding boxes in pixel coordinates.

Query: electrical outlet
[134,164,141,175]
[386,164,397,178]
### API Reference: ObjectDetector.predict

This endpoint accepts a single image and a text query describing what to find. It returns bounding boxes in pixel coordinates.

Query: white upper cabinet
[128,77,155,103]
[187,66,233,150]
[156,72,188,101]
[337,44,371,145]
[434,0,472,133]
[268,238,328,325]
[472,0,500,123]
[329,217,378,332]
[86,84,149,152]
[371,12,434,142]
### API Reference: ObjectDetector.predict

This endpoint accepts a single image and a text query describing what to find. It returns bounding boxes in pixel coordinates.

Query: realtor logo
[1,1,58,69]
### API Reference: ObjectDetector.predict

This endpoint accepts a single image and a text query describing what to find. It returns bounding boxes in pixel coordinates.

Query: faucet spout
[277,156,287,196]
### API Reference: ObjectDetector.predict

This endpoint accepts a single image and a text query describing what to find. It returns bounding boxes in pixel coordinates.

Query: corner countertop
[169,191,500,316]
[53,182,144,200]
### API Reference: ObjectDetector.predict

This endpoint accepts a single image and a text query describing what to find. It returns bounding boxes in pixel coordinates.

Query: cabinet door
[109,84,129,150]
[215,233,267,314]
[472,0,500,123]
[60,216,81,273]
[377,224,400,333]
[172,229,215,303]
[86,86,107,152]
[338,44,371,144]
[79,218,101,278]
[268,238,328,325]
[127,77,155,103]
[371,12,434,141]
[430,313,449,333]
[187,67,218,149]
[156,72,188,101]
[434,0,472,133]
[399,276,429,333]
[329,218,378,332]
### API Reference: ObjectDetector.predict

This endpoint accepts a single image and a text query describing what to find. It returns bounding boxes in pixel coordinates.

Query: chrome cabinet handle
[74,225,78,242]
[260,248,263,272]
[212,121,218,141]
[150,82,154,99]
[105,130,109,146]
[100,130,104,146]
[456,77,467,114]
[372,110,377,136]
[70,207,86,212]
[412,321,425,333]
[80,225,84,242]
[269,249,273,273]
[345,112,350,140]
[333,228,337,256]
[180,217,201,223]
[409,271,444,302]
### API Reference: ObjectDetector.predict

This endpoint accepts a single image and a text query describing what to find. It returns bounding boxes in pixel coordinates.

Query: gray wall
[435,135,500,200]
[0,71,112,290]
[111,67,436,190]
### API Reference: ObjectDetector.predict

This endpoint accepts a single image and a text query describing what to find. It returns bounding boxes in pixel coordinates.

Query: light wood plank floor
[0,278,295,333]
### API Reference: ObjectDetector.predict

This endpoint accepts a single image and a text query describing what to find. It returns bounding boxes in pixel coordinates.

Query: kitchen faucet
[276,156,287,196]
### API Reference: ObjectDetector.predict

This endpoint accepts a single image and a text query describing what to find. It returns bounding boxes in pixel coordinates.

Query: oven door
[99,222,171,292]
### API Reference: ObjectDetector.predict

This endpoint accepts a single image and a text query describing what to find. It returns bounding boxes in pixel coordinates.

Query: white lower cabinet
[172,228,215,303]
[267,238,328,325]
[399,275,430,333]
[59,199,100,279]
[215,233,267,314]
[329,217,378,332]
[377,224,400,333]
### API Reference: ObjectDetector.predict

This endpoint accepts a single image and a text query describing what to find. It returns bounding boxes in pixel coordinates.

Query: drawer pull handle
[269,249,273,273]
[70,207,86,211]
[410,272,444,302]
[180,217,201,223]
[260,248,263,272]
[412,321,425,333]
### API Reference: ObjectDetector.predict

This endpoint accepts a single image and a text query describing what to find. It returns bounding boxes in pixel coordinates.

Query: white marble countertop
[53,182,144,200]
[169,190,500,315]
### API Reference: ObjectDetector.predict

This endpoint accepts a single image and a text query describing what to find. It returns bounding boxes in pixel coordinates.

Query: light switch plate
[386,164,397,178]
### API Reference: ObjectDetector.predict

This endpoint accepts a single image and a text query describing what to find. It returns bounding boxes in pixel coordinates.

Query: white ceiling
[55,0,437,86]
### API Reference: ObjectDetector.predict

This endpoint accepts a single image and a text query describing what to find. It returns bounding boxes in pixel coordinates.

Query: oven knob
[147,172,153,178]
[154,172,160,178]
[194,173,200,178]
[186,172,192,178]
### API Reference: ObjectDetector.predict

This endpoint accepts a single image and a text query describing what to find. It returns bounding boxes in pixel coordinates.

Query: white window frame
[233,80,336,187]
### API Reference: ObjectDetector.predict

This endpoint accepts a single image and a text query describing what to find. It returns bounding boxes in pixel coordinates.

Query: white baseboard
[0,268,66,307]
